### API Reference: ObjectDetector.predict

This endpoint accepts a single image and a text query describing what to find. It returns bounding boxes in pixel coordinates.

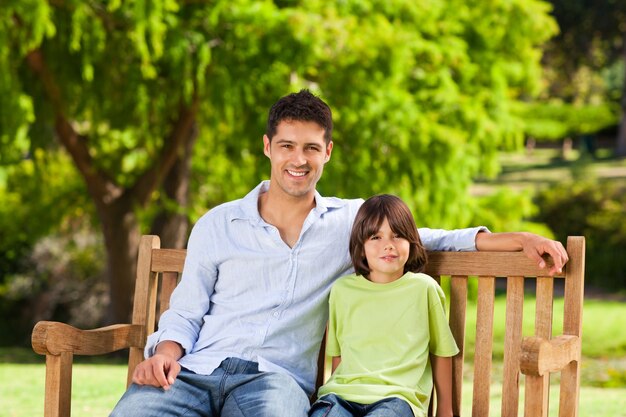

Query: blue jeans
[309,394,413,417]
[110,357,310,417]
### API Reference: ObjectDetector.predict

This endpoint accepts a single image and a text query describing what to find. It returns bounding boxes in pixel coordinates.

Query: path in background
[471,148,626,196]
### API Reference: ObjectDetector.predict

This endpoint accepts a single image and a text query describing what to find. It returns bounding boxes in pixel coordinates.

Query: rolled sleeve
[144,324,197,358]
[419,226,490,251]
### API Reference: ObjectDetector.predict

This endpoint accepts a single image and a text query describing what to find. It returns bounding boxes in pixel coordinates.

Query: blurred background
[1,0,625,415]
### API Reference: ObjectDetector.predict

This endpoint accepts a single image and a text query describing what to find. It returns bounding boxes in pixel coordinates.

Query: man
[111,90,567,417]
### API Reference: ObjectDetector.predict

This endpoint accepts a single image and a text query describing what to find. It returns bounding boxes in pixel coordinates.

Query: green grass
[2,360,625,417]
[0,363,127,417]
[460,382,626,417]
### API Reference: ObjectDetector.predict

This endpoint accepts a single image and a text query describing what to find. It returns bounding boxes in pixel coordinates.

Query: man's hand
[132,341,183,390]
[475,231,569,275]
[519,233,568,275]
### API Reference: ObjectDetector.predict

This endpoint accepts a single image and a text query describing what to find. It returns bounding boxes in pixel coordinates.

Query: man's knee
[110,380,213,417]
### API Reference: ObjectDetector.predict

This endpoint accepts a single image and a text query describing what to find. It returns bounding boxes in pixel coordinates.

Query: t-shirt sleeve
[325,286,341,357]
[427,282,460,357]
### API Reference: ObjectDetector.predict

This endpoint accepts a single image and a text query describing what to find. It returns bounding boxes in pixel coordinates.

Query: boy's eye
[369,235,380,240]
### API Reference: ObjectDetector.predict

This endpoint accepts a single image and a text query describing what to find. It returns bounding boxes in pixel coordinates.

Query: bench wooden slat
[559,236,585,417]
[151,248,186,272]
[501,276,524,417]
[472,277,495,417]
[159,271,179,320]
[426,252,561,278]
[524,277,554,417]
[449,276,468,417]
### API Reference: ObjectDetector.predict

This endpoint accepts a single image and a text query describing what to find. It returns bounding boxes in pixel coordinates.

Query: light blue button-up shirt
[146,181,486,395]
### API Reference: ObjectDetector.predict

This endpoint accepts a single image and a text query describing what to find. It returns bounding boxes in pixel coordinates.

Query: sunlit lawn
[2,361,625,417]
[2,296,625,417]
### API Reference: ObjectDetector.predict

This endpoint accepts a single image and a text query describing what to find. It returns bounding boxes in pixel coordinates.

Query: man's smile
[286,170,308,177]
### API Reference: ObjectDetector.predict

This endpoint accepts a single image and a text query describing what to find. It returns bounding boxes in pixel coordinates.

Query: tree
[543,0,626,156]
[1,0,557,324]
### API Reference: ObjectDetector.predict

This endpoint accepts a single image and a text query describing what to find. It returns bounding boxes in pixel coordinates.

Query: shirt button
[273,311,280,317]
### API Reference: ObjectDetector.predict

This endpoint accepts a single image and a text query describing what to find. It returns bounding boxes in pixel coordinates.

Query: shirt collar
[230,180,345,224]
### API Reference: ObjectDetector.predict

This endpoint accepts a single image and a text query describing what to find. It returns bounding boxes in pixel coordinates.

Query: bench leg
[44,352,73,417]
[524,374,549,417]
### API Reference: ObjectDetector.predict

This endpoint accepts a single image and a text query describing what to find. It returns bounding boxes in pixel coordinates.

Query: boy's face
[263,120,333,200]
[363,218,410,284]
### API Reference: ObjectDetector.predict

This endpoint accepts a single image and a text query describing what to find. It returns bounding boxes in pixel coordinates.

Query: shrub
[534,179,626,290]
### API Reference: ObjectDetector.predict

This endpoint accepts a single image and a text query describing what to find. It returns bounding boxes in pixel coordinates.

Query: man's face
[263,120,333,199]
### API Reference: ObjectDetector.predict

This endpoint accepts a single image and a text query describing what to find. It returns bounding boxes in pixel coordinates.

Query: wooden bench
[32,235,585,417]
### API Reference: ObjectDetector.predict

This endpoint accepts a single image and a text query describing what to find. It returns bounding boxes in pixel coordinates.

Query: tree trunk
[617,32,626,157]
[25,47,200,324]
[97,195,141,324]
[150,123,198,249]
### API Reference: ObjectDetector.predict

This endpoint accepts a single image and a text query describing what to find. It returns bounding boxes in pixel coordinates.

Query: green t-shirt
[317,272,459,417]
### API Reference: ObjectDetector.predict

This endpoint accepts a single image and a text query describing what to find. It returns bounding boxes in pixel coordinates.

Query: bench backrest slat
[473,277,496,416]
[501,276,524,417]
[449,276,468,416]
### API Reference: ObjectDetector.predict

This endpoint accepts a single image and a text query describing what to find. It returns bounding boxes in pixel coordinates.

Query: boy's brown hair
[350,194,428,277]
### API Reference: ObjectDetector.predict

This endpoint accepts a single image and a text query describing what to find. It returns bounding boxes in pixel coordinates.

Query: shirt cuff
[144,329,192,358]
[456,226,490,251]
[419,226,490,251]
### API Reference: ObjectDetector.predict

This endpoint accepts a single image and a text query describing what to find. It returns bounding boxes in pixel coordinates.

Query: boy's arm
[431,354,453,417]
[331,356,341,373]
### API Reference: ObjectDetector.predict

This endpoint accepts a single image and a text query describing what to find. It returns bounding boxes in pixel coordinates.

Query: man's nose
[291,149,306,166]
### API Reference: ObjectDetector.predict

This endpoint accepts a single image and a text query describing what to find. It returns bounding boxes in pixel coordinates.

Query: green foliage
[1,1,562,326]
[306,0,558,228]
[514,100,620,141]
[540,0,626,151]
[470,188,554,237]
[0,150,102,345]
[535,179,626,290]
[0,151,91,280]
[2,0,559,226]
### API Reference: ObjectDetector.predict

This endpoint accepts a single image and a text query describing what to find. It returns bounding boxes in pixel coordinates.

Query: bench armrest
[520,334,581,377]
[32,321,145,356]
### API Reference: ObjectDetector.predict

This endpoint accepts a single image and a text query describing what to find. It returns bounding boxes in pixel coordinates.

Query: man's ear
[324,140,333,162]
[263,135,271,158]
